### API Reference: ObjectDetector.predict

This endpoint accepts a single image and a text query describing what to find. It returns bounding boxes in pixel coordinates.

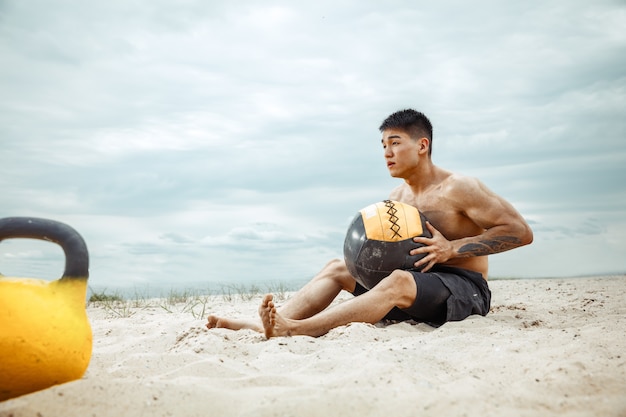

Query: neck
[404,161,441,195]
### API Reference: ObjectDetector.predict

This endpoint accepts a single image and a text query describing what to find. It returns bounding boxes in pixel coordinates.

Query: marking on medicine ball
[384,200,402,239]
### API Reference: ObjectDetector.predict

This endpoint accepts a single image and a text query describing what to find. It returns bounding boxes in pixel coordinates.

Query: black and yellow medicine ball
[343,200,432,290]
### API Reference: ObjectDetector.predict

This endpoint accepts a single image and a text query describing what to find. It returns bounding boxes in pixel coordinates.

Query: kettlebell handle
[0,217,89,279]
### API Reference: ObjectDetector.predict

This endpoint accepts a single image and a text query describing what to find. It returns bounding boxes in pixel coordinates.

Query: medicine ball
[343,200,432,290]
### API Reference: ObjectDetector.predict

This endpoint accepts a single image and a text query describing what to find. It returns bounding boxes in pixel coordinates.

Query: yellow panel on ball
[360,200,424,242]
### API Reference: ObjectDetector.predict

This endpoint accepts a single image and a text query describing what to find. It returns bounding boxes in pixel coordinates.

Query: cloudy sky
[1,1,624,295]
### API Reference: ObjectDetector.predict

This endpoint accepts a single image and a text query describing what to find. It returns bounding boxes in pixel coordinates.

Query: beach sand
[1,276,625,417]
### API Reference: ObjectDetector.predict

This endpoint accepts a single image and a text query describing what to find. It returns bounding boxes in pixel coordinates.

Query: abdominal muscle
[439,256,489,280]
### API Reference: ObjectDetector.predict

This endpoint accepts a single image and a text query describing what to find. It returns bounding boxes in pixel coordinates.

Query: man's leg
[277,259,356,319]
[206,259,355,331]
[259,269,417,338]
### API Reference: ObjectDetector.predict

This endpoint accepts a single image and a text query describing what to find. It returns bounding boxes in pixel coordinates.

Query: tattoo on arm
[458,236,522,257]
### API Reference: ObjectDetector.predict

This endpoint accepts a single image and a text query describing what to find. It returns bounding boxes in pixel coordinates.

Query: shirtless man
[206,109,533,338]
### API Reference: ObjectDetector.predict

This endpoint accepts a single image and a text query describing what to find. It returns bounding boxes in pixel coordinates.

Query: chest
[394,188,478,240]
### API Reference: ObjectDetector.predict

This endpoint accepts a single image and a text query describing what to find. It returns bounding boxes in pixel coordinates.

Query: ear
[418,137,430,155]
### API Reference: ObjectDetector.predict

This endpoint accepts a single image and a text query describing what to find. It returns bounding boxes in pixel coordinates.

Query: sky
[1,0,625,295]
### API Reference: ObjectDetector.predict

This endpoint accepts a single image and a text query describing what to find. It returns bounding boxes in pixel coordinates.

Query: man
[207,109,533,338]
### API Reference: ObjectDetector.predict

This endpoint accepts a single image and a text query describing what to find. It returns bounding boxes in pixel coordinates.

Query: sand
[1,276,625,417]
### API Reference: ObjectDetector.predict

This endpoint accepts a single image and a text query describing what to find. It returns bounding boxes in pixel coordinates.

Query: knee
[376,270,417,309]
[318,259,356,291]
[324,258,345,273]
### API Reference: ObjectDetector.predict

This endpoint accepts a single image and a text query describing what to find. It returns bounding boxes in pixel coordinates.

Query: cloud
[1,0,625,292]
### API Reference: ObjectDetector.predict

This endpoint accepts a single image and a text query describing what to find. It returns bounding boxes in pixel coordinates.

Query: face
[381,128,424,178]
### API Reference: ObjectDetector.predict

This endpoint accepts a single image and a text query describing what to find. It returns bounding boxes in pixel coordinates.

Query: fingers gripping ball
[343,200,432,290]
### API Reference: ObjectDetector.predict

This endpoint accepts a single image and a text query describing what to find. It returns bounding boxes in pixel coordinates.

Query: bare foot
[206,315,263,333]
[259,294,294,338]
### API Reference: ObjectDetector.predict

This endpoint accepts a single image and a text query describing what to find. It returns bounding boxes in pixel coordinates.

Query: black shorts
[351,265,491,327]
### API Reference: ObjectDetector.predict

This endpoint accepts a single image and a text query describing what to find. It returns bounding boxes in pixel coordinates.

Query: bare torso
[389,172,489,278]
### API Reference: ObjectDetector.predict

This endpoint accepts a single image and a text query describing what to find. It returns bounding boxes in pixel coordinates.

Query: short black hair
[379,109,433,155]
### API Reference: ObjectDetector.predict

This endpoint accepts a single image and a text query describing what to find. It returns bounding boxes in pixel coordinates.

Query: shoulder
[445,173,486,192]
[441,171,485,192]
[440,172,496,204]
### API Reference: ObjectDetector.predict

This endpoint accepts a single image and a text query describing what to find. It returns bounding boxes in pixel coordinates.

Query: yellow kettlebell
[0,217,92,401]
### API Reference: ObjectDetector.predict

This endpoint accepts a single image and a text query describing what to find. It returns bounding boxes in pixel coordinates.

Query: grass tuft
[87,281,294,319]
[88,288,124,303]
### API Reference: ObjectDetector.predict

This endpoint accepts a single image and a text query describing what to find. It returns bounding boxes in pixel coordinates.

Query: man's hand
[410,222,455,272]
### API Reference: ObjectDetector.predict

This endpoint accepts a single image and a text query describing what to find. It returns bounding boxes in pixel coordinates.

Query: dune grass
[87,281,294,319]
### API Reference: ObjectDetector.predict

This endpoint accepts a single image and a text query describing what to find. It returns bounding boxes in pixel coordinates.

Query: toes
[262,294,274,307]
[206,315,218,329]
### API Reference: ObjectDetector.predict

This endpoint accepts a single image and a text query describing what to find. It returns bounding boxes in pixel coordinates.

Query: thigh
[351,272,451,324]
[400,272,451,324]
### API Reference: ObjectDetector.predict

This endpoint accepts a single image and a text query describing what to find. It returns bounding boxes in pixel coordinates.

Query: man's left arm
[412,177,533,270]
